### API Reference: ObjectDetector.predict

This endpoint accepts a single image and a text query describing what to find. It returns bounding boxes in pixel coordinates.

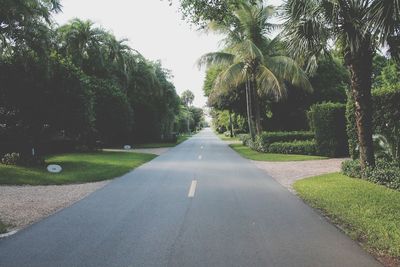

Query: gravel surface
[104,148,168,155]
[253,158,346,191]
[0,181,109,231]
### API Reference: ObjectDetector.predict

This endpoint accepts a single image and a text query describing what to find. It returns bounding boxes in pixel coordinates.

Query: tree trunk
[347,41,375,170]
[251,77,263,135]
[245,78,255,140]
[229,111,234,138]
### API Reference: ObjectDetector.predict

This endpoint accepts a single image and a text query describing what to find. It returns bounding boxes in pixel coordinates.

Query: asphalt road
[0,129,381,267]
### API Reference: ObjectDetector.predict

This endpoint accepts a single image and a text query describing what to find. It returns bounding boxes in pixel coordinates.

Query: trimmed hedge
[268,140,317,155]
[346,86,400,161]
[308,102,348,157]
[254,131,314,152]
[342,159,400,190]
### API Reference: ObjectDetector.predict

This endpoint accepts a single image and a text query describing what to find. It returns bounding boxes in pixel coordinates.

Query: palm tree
[281,0,400,170]
[56,19,106,75]
[198,1,312,139]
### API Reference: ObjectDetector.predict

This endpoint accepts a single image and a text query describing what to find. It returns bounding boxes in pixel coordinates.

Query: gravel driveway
[253,158,346,191]
[0,181,108,232]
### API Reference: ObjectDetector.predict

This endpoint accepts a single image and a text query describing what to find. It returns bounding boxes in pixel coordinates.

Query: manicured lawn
[0,152,156,185]
[229,144,327,161]
[294,173,400,260]
[133,134,190,148]
[217,134,240,142]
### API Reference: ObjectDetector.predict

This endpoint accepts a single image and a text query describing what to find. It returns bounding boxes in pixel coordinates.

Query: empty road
[0,129,381,267]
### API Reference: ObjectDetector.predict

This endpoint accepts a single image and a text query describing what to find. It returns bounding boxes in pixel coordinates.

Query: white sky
[54,0,282,108]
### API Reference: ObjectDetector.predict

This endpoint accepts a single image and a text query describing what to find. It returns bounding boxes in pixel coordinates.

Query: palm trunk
[245,78,255,140]
[347,41,375,170]
[251,77,263,135]
[229,111,234,138]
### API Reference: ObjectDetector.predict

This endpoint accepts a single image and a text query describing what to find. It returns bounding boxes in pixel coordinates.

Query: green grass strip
[294,173,400,258]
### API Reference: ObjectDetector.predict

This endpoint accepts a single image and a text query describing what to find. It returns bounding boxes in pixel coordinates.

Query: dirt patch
[0,181,108,232]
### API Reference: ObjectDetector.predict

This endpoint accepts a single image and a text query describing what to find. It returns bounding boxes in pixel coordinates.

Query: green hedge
[308,102,348,157]
[254,131,314,152]
[342,159,400,190]
[268,140,317,155]
[346,86,400,161]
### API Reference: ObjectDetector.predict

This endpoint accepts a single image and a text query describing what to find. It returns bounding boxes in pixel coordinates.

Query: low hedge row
[268,140,317,155]
[342,159,400,190]
[238,133,316,155]
[254,131,314,152]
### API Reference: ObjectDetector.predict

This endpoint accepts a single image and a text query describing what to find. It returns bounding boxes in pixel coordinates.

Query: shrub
[1,152,20,165]
[254,131,314,152]
[238,134,251,146]
[341,159,362,178]
[346,86,400,162]
[308,102,348,157]
[267,140,317,155]
[342,159,400,190]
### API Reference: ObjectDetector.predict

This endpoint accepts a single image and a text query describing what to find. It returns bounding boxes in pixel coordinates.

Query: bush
[346,86,400,162]
[308,102,348,157]
[342,159,400,190]
[1,153,20,165]
[341,159,362,178]
[254,131,314,152]
[267,140,317,155]
[238,134,251,146]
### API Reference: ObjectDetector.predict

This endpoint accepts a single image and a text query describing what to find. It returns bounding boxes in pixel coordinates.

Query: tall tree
[181,90,195,107]
[281,0,400,169]
[199,1,311,139]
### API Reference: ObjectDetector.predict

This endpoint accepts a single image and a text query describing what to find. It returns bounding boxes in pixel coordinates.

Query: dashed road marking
[188,180,197,198]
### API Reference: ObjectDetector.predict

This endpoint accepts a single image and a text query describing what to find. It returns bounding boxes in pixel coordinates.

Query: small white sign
[47,164,62,173]
[123,145,132,150]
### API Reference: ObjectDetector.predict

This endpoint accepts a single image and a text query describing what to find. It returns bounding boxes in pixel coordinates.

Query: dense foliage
[347,87,400,163]
[267,140,317,156]
[0,1,203,161]
[342,159,400,191]
[308,103,348,157]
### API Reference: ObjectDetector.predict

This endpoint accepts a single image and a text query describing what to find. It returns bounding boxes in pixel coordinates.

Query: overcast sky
[54,0,282,108]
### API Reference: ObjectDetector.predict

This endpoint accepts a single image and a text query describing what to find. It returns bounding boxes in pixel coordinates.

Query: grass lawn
[294,173,400,261]
[229,143,327,161]
[217,134,240,142]
[133,134,190,148]
[0,151,156,185]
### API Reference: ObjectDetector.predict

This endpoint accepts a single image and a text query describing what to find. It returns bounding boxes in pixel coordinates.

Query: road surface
[0,129,381,267]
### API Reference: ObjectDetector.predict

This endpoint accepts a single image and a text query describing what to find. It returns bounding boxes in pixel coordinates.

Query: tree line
[176,0,400,172]
[0,0,204,161]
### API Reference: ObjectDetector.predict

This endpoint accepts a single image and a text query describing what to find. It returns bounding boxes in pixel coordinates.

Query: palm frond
[229,39,264,62]
[256,65,285,99]
[214,62,247,90]
[266,55,313,92]
[197,52,235,69]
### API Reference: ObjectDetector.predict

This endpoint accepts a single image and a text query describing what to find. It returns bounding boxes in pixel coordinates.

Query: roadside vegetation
[294,173,400,263]
[0,221,7,234]
[0,1,205,171]
[0,152,156,186]
[229,144,327,162]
